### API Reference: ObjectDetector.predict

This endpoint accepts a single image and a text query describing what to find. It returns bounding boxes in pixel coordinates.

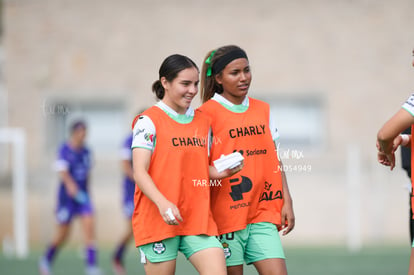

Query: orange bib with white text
[131,106,218,246]
[199,98,284,235]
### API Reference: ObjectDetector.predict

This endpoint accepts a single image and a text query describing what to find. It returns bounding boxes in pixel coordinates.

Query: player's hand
[220,161,244,178]
[66,183,79,198]
[377,151,395,170]
[392,135,403,153]
[377,138,397,170]
[157,201,183,226]
[280,200,295,236]
[74,190,89,204]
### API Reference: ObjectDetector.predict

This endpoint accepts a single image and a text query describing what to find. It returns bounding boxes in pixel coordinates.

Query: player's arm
[377,109,414,153]
[131,115,182,225]
[131,148,163,205]
[377,109,414,170]
[270,114,295,235]
[279,160,295,236]
[132,148,183,225]
[59,170,79,198]
[55,154,80,198]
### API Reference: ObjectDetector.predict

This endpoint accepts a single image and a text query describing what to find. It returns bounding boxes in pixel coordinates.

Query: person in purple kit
[39,120,102,275]
[112,132,135,275]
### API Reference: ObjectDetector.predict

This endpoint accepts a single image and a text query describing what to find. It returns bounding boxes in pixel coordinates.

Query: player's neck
[221,92,246,105]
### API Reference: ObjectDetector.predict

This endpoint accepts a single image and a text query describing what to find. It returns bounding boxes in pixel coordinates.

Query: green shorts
[218,222,285,266]
[139,235,222,263]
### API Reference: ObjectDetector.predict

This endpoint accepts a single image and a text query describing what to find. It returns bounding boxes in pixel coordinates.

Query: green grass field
[0,245,410,274]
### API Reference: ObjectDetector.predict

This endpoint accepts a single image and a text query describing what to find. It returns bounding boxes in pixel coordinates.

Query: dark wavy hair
[152,54,199,100]
[200,45,248,103]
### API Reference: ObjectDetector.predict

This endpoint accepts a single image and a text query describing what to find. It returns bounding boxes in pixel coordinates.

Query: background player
[111,132,134,275]
[38,121,102,275]
[112,112,145,275]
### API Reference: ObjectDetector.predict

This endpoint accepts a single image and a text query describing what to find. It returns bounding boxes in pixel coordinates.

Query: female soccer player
[112,132,135,275]
[198,45,295,275]
[39,121,102,275]
[131,54,240,275]
[377,48,414,275]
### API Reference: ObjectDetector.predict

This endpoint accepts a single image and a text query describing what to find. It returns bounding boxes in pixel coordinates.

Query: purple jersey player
[112,133,135,275]
[39,121,102,275]
[121,134,135,218]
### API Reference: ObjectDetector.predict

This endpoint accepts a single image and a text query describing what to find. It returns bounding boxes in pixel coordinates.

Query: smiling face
[161,67,199,114]
[215,58,251,105]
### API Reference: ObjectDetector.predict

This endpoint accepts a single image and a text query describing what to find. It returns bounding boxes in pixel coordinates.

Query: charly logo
[144,133,154,142]
[152,242,166,254]
[228,124,266,138]
[259,181,282,202]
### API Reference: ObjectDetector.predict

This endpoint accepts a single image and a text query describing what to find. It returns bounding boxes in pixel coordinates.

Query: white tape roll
[166,208,175,220]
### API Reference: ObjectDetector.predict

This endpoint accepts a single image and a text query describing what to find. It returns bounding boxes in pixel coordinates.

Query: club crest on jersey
[222,242,231,259]
[152,242,166,254]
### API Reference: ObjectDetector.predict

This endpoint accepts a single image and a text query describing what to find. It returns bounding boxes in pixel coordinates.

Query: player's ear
[161,77,169,89]
[215,73,222,85]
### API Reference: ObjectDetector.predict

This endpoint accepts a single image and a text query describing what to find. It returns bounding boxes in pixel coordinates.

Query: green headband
[205,50,216,77]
